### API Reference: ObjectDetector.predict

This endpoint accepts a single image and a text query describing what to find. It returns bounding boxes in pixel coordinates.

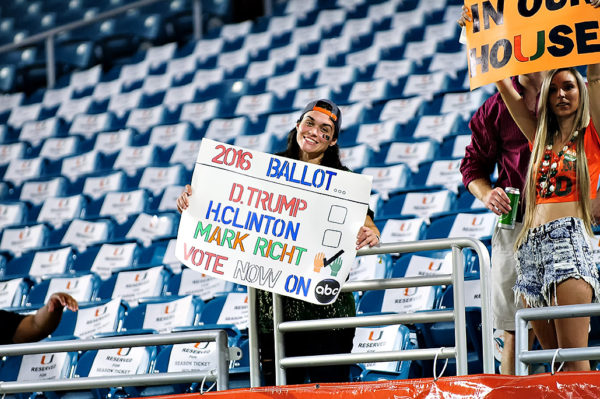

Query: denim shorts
[514,217,600,308]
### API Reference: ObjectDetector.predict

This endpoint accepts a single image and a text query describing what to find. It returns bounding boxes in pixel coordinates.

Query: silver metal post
[247,287,261,387]
[515,309,530,376]
[272,292,286,385]
[45,35,56,88]
[451,245,468,375]
[476,240,494,373]
[215,330,229,391]
[193,0,203,41]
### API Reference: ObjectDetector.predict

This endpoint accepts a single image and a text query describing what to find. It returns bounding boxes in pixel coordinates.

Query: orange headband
[312,106,338,121]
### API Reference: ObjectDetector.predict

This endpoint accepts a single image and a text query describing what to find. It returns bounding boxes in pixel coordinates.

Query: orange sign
[465,0,600,89]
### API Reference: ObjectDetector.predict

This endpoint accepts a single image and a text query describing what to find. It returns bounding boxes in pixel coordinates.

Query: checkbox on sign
[328,205,347,224]
[322,229,342,248]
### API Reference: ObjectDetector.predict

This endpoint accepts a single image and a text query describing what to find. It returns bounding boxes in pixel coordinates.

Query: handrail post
[193,0,203,41]
[272,292,287,385]
[515,309,529,376]
[215,330,229,391]
[476,240,494,374]
[247,287,261,387]
[45,34,56,89]
[451,245,468,375]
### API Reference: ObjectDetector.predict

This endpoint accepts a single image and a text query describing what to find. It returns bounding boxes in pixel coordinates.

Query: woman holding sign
[177,99,380,384]
[496,64,600,371]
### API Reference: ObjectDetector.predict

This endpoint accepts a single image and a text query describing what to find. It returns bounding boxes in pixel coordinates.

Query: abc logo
[314,279,340,304]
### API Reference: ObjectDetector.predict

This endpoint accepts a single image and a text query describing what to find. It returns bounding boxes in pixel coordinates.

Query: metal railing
[0,329,240,393]
[0,0,191,89]
[515,303,600,376]
[0,0,277,90]
[247,237,493,387]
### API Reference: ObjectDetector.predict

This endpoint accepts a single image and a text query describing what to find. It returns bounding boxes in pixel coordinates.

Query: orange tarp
[145,372,600,399]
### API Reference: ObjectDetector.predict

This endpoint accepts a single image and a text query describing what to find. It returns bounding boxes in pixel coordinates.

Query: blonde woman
[496,64,600,371]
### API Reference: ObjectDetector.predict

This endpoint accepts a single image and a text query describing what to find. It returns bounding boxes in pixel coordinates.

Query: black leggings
[258,328,355,386]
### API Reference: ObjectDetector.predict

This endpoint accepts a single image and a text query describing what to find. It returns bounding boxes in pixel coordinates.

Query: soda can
[497,187,520,230]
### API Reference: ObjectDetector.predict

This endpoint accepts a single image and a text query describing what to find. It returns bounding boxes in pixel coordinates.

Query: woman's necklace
[536,130,578,198]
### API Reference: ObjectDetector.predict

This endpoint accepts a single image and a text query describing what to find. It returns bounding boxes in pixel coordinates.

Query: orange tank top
[535,121,600,204]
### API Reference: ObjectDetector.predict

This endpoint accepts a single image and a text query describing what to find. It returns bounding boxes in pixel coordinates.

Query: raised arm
[13,293,78,343]
[496,78,538,142]
[588,64,600,132]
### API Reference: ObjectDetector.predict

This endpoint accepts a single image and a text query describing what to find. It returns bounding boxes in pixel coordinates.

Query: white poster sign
[176,139,372,305]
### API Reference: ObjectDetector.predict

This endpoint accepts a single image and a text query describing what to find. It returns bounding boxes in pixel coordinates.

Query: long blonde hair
[515,67,592,249]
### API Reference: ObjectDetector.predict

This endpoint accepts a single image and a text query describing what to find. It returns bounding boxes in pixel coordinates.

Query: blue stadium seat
[0,277,32,308]
[76,171,127,200]
[95,265,171,304]
[52,298,128,339]
[87,189,151,223]
[0,223,50,256]
[0,350,78,398]
[25,272,100,307]
[440,134,471,159]
[121,295,204,334]
[0,201,29,230]
[136,165,186,195]
[112,212,178,246]
[339,143,374,170]
[456,188,486,212]
[4,245,74,281]
[348,254,391,282]
[379,217,427,244]
[36,194,87,228]
[19,117,63,148]
[426,212,496,243]
[70,345,157,399]
[357,285,441,315]
[112,145,160,176]
[72,240,141,278]
[377,189,456,221]
[416,278,484,376]
[350,324,415,382]
[166,268,236,301]
[360,164,412,196]
[409,158,463,192]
